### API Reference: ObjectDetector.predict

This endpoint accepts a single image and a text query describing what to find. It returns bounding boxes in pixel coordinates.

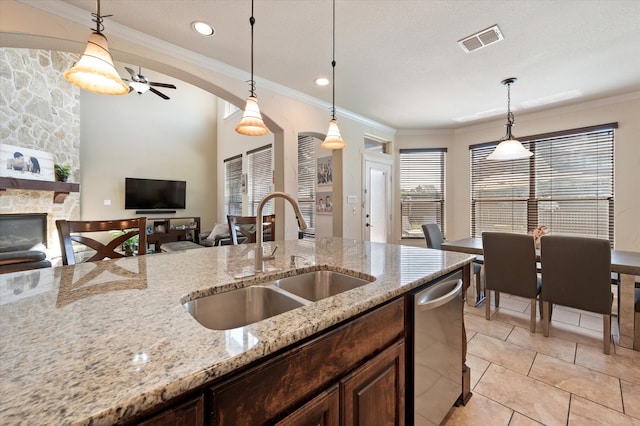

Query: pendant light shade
[236,95,269,136]
[236,0,270,136]
[321,0,345,150]
[487,78,532,161]
[64,1,129,95]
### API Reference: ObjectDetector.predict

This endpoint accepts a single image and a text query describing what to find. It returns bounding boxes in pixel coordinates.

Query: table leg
[617,273,637,350]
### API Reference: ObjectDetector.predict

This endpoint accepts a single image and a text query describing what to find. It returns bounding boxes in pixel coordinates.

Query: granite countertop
[0,237,474,425]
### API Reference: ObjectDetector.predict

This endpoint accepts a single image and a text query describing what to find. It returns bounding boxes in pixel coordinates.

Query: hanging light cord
[90,0,111,34]
[504,80,515,140]
[248,0,257,98]
[330,0,337,120]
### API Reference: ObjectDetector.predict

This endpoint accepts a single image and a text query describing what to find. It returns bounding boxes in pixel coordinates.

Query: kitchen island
[0,238,474,425]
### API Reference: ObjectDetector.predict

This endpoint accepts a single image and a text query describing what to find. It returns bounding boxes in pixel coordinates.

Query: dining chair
[226,215,276,245]
[540,235,613,354]
[56,218,147,265]
[634,288,640,351]
[482,232,541,332]
[422,223,483,303]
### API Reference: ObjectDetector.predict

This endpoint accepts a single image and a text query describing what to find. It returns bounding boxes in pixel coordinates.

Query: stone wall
[0,48,81,262]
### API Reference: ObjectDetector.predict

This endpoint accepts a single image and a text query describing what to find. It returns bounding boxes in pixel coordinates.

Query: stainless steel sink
[274,270,370,302]
[183,286,305,331]
[183,270,374,330]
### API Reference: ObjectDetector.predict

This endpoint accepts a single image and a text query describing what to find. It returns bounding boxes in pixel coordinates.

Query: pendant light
[64,0,129,96]
[321,0,346,150]
[236,0,270,136]
[487,78,533,160]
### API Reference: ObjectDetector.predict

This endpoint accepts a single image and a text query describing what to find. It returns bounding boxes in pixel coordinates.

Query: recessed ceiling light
[315,77,330,86]
[192,21,215,36]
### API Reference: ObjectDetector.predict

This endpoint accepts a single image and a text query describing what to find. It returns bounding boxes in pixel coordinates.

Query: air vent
[458,25,504,53]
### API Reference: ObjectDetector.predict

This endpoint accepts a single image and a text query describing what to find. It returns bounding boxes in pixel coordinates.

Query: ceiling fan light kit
[487,77,533,161]
[236,0,269,136]
[64,0,129,96]
[124,66,176,100]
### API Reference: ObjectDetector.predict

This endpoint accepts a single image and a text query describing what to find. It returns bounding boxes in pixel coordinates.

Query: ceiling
[34,1,640,130]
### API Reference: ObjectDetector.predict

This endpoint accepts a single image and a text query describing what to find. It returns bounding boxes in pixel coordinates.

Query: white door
[363,154,392,243]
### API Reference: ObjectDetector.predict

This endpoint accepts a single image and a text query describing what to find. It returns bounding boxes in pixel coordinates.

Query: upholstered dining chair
[226,215,276,245]
[422,223,483,303]
[56,218,147,265]
[540,235,613,354]
[482,232,541,332]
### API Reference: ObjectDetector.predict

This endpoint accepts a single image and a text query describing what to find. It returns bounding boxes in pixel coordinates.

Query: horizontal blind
[224,155,242,216]
[297,135,316,237]
[399,149,446,238]
[470,124,615,245]
[247,144,273,215]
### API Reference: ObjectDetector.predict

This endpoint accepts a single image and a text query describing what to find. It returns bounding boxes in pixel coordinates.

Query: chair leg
[543,301,550,337]
[485,289,491,320]
[495,291,500,308]
[603,314,611,355]
[530,299,536,333]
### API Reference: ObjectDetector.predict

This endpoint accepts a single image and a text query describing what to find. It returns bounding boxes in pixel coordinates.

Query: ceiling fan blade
[125,67,137,78]
[149,82,176,89]
[149,87,170,100]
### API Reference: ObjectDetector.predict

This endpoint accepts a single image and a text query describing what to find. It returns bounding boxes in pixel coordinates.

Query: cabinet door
[276,384,340,426]
[137,395,204,426]
[341,340,405,426]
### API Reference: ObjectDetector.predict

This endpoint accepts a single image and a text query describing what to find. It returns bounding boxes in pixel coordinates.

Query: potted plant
[111,229,139,256]
[54,164,71,182]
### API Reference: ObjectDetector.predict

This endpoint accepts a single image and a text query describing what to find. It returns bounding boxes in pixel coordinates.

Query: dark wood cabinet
[137,395,204,426]
[276,385,340,426]
[145,217,201,252]
[209,298,405,425]
[341,340,405,426]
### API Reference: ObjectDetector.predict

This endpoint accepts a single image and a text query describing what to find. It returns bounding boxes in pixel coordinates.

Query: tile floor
[441,292,640,425]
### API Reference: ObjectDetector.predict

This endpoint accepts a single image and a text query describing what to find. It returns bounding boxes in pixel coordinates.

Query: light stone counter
[0,238,474,425]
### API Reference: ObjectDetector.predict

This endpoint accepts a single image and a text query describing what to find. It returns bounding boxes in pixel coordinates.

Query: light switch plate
[347,195,357,204]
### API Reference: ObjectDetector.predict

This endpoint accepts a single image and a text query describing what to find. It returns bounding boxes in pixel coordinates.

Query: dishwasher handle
[416,279,463,311]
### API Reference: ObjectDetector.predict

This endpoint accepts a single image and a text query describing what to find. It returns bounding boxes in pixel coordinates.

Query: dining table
[441,237,640,351]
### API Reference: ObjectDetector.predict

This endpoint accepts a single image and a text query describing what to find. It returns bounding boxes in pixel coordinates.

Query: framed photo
[317,156,333,186]
[0,143,55,181]
[316,191,333,214]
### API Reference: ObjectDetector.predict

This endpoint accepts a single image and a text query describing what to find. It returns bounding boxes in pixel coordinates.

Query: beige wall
[397,93,640,252]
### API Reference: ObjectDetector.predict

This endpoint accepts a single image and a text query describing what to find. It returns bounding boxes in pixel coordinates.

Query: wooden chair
[56,218,147,265]
[422,223,483,303]
[482,232,541,332]
[226,215,276,245]
[540,235,613,354]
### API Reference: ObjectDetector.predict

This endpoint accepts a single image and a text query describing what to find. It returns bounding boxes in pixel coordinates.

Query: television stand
[145,216,201,253]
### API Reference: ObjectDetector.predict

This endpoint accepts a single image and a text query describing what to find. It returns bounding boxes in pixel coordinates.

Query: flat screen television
[125,177,186,210]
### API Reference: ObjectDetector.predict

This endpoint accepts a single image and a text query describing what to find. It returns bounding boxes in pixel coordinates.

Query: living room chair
[422,223,483,303]
[56,218,147,265]
[226,215,276,245]
[540,235,613,354]
[482,232,541,332]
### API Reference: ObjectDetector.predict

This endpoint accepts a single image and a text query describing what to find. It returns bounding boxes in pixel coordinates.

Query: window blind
[470,123,615,245]
[224,155,243,216]
[247,144,273,215]
[399,148,446,238]
[297,135,316,238]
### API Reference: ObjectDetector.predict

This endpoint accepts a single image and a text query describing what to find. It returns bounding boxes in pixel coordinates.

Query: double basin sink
[184,270,374,330]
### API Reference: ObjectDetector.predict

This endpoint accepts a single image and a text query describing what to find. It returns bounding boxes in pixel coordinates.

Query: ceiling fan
[123,66,176,100]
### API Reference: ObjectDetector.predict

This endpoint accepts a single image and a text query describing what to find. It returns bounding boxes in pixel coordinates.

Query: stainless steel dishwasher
[408,271,463,425]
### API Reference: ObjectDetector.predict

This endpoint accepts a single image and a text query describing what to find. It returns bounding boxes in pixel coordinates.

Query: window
[297,135,316,238]
[247,144,273,215]
[223,100,240,119]
[470,123,615,245]
[224,155,243,216]
[399,148,446,238]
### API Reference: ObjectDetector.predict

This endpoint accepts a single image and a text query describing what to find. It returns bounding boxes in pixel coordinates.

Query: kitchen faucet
[255,191,308,272]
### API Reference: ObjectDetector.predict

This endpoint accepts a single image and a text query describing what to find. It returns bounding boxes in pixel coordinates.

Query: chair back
[482,232,539,298]
[421,223,444,249]
[226,215,276,245]
[540,235,611,314]
[56,218,147,265]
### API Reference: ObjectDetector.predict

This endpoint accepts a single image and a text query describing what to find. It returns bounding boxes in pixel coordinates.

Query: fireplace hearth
[0,213,47,252]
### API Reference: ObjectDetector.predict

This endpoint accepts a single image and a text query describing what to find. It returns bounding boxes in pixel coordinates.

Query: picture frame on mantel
[0,143,55,181]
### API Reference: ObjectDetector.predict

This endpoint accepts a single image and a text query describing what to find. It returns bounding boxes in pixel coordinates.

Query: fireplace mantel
[0,177,80,203]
